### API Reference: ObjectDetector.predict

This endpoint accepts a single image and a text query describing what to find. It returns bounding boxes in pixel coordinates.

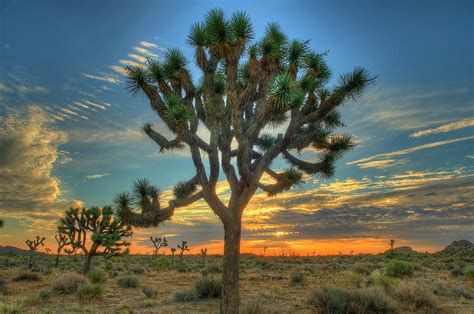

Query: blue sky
[0,0,473,254]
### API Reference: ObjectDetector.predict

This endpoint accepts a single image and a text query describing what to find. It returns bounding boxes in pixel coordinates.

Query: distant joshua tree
[200,248,208,267]
[150,236,168,258]
[54,234,68,267]
[389,239,396,251]
[170,247,177,266]
[114,8,374,312]
[25,236,45,269]
[177,241,190,263]
[58,206,132,274]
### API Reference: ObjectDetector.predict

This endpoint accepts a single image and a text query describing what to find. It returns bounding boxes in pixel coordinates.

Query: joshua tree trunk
[55,252,60,267]
[83,253,93,274]
[221,221,241,314]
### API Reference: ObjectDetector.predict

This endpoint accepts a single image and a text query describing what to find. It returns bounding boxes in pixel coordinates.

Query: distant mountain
[0,246,28,254]
[439,240,474,255]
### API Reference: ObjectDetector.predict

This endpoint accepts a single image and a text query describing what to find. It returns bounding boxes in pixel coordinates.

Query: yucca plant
[116,8,374,313]
[177,241,190,264]
[25,236,45,269]
[150,236,168,258]
[54,233,68,267]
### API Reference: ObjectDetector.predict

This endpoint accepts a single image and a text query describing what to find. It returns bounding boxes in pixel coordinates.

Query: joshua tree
[170,247,177,266]
[115,9,374,312]
[150,236,168,258]
[25,236,45,269]
[58,206,132,274]
[54,233,68,267]
[389,239,396,251]
[177,241,190,264]
[200,248,208,267]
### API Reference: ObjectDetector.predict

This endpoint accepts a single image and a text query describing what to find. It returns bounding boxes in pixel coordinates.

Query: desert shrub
[194,276,222,299]
[207,264,222,273]
[87,268,108,283]
[12,271,41,282]
[309,286,351,313]
[385,260,414,278]
[39,289,52,302]
[152,256,170,271]
[309,286,394,313]
[290,272,304,285]
[129,264,146,274]
[351,287,394,313]
[142,286,157,299]
[77,283,104,300]
[464,266,474,279]
[451,286,472,299]
[174,289,196,302]
[451,267,464,277]
[176,263,191,273]
[52,273,88,294]
[0,277,6,294]
[117,275,139,288]
[344,271,364,288]
[418,277,448,296]
[353,263,373,275]
[392,280,437,310]
[369,271,395,290]
[0,297,24,314]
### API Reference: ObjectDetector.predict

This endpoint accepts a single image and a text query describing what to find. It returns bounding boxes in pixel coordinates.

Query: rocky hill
[439,240,474,255]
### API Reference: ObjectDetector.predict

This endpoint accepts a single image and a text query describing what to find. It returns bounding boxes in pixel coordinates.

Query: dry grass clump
[117,275,139,288]
[86,268,108,283]
[392,280,438,311]
[76,283,104,300]
[52,272,88,294]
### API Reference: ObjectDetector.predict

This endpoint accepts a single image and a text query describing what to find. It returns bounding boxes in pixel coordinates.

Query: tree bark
[82,254,93,274]
[220,222,241,314]
[55,252,60,267]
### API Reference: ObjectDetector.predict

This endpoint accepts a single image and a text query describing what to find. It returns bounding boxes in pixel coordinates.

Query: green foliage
[129,264,146,274]
[0,277,6,294]
[194,276,222,299]
[344,272,364,288]
[173,181,197,199]
[142,286,158,299]
[87,268,108,283]
[163,93,194,124]
[290,272,304,285]
[385,260,414,278]
[117,275,139,288]
[77,283,104,300]
[174,289,196,302]
[52,273,88,294]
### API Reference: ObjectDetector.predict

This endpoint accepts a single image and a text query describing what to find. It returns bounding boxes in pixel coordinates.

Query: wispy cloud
[132,46,159,58]
[347,136,474,167]
[81,73,121,84]
[110,65,128,76]
[355,158,408,169]
[86,173,110,180]
[140,41,158,48]
[409,118,474,137]
[128,53,148,63]
[119,60,144,67]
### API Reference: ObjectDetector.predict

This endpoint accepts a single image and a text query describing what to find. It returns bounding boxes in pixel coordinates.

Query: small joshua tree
[389,239,396,252]
[177,241,190,264]
[58,206,132,274]
[150,236,168,258]
[54,234,68,267]
[25,236,45,269]
[170,247,177,266]
[115,9,374,312]
[200,248,208,267]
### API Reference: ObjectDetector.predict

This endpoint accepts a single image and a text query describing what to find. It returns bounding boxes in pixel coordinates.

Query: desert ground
[0,241,473,313]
